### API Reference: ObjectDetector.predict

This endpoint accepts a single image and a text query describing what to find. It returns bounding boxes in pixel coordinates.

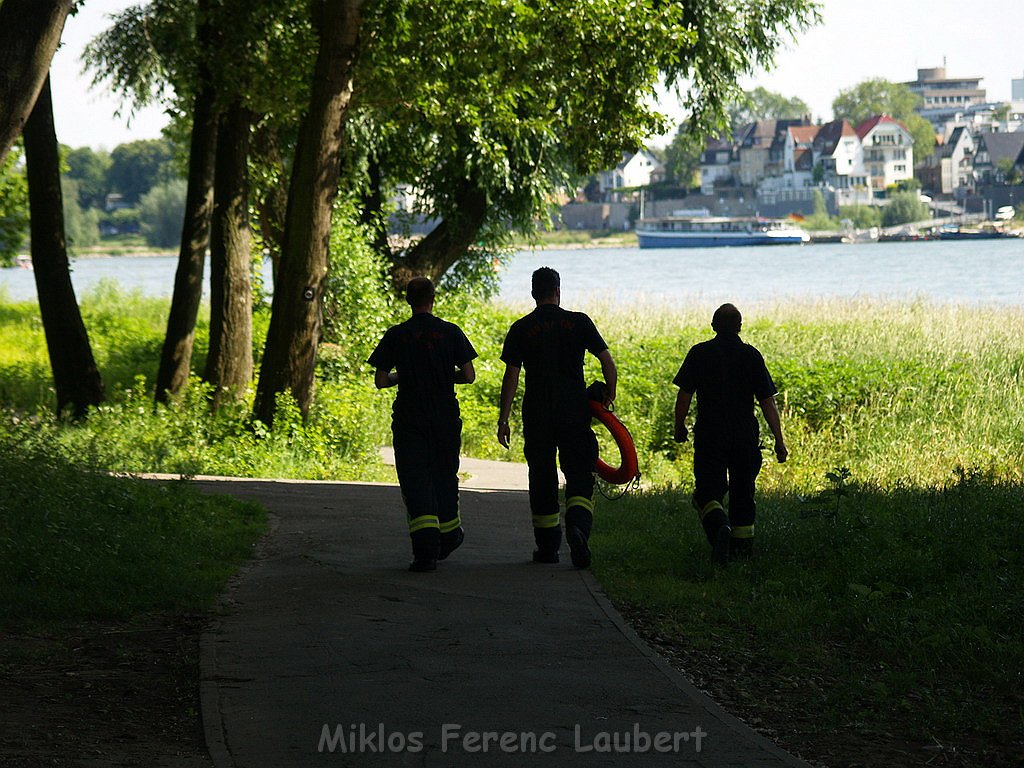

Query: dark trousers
[692,435,762,545]
[392,418,462,559]
[522,412,598,553]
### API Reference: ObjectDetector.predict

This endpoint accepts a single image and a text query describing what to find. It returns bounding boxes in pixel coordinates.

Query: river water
[1,239,1022,307]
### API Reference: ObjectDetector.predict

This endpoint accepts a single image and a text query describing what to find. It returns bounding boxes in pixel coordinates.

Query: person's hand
[497,421,511,449]
[775,440,788,463]
[673,423,688,443]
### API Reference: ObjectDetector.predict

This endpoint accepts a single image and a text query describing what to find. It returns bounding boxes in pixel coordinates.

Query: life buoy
[589,399,639,485]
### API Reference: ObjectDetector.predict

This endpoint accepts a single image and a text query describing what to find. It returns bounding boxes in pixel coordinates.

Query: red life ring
[589,400,639,485]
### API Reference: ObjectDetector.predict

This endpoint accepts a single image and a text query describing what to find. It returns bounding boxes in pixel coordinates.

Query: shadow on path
[193,478,810,767]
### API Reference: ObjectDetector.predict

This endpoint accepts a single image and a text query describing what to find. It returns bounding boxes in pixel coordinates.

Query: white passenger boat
[636,211,809,248]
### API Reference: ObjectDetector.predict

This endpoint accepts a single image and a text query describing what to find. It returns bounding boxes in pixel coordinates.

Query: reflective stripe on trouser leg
[694,499,729,547]
[695,499,725,519]
[565,494,594,538]
[532,513,561,529]
[731,525,754,539]
[408,514,440,533]
[439,515,462,534]
[565,495,594,513]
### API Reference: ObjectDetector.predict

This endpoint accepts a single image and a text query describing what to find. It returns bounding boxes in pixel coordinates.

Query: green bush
[0,145,29,267]
[0,432,265,626]
[881,190,928,226]
[839,203,881,229]
[137,179,187,248]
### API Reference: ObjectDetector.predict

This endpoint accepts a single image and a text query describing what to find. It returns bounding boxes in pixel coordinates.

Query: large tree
[253,0,363,425]
[0,0,74,165]
[204,100,254,407]
[728,86,812,131]
[86,0,820,424]
[63,145,111,210]
[832,78,936,161]
[106,138,176,205]
[23,76,104,417]
[663,124,704,189]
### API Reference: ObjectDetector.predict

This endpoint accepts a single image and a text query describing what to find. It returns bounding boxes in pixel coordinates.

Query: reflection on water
[2,240,1022,307]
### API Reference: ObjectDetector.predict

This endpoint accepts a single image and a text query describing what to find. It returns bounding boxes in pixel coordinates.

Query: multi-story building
[972,132,1024,185]
[1013,71,1024,101]
[734,118,807,186]
[906,66,987,131]
[856,115,915,188]
[918,126,975,197]
[597,149,664,200]
[699,137,736,194]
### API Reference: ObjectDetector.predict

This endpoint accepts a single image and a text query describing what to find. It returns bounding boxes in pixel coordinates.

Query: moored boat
[938,223,1020,240]
[636,211,809,248]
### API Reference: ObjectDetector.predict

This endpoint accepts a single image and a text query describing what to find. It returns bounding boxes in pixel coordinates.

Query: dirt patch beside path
[0,615,211,768]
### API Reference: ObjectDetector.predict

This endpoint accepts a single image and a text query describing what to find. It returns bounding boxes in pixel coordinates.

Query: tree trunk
[0,0,72,165]
[388,180,489,291]
[204,100,253,408]
[253,0,363,426]
[251,123,288,283]
[359,159,391,260]
[154,80,220,403]
[23,76,104,418]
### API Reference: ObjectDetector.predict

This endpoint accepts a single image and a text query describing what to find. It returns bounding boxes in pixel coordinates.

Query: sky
[50,0,1024,150]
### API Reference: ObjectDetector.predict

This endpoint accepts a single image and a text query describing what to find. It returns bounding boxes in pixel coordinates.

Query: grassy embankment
[1,285,1021,764]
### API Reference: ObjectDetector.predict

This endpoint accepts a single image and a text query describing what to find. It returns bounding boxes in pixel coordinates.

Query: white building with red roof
[856,115,915,189]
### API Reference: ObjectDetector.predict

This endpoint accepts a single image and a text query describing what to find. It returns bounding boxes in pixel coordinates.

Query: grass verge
[0,434,266,627]
[591,476,1024,767]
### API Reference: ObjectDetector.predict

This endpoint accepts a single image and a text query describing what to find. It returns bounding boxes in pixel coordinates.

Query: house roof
[793,148,813,171]
[814,119,857,156]
[789,125,818,145]
[975,132,1024,165]
[771,119,808,152]
[855,114,910,140]
[939,126,970,158]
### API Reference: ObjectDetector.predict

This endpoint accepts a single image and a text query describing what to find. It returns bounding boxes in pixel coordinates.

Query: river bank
[4,239,1023,306]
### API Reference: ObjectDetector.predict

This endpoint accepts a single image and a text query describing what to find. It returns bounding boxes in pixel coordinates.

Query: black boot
[731,537,753,560]
[439,528,464,561]
[699,505,731,566]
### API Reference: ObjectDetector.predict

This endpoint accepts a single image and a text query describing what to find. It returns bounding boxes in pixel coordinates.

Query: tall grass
[2,288,1022,489]
[0,432,266,627]
[2,285,1022,760]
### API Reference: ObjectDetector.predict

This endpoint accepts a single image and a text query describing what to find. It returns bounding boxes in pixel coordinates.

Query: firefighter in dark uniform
[673,303,787,564]
[496,267,617,568]
[369,277,478,572]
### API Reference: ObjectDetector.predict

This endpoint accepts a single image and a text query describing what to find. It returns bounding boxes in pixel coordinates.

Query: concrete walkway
[192,460,809,768]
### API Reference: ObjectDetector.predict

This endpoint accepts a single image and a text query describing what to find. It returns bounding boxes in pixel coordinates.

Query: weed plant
[2,281,1023,759]
[0,431,265,627]
[591,473,1023,762]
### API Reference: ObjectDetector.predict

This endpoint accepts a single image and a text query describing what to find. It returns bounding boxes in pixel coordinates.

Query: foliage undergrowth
[0,431,265,629]
[591,471,1023,763]
[2,271,1023,759]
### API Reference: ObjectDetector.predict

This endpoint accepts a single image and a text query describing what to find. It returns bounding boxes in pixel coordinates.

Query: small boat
[636,211,809,248]
[938,223,1019,240]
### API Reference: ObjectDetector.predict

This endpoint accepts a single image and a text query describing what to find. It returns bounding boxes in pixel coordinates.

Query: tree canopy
[728,86,811,131]
[832,78,936,161]
[0,145,29,266]
[78,0,821,422]
[107,138,177,205]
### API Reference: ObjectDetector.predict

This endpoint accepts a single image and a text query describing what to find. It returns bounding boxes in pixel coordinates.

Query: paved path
[193,463,809,768]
